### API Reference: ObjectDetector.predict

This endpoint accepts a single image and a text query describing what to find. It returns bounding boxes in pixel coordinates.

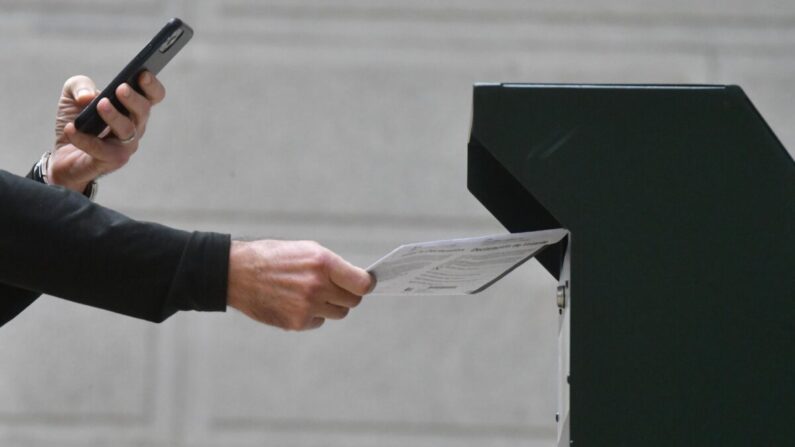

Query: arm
[0,170,372,327]
[0,72,169,326]
[0,168,49,327]
[0,170,229,323]
[1,73,371,329]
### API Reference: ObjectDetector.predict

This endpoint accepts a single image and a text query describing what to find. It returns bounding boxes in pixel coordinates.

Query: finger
[322,284,363,309]
[315,303,349,320]
[63,75,98,106]
[116,83,151,128]
[63,123,107,160]
[97,98,137,142]
[306,317,325,330]
[137,71,166,105]
[64,123,130,169]
[327,255,374,296]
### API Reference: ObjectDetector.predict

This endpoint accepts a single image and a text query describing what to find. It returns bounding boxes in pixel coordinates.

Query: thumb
[327,254,374,296]
[63,75,99,106]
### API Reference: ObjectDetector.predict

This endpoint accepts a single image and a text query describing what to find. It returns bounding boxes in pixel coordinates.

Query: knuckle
[124,121,136,135]
[146,81,165,102]
[62,76,76,90]
[302,278,324,298]
[63,75,87,91]
[307,248,329,270]
[301,240,322,251]
[100,102,117,119]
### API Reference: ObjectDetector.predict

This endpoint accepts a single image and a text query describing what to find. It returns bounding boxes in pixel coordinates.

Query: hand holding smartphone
[74,18,193,136]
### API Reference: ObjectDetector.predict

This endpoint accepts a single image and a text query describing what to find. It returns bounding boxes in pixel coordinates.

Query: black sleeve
[0,169,230,324]
[0,167,46,326]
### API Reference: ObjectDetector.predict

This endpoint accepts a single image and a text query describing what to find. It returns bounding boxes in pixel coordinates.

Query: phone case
[74,18,193,136]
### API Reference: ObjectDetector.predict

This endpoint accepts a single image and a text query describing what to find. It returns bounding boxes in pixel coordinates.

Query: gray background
[0,1,793,446]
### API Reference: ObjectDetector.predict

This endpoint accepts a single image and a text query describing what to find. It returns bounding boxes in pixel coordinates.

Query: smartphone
[74,18,193,136]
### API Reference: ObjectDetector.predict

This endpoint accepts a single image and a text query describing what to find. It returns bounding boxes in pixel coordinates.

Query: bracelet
[32,151,52,185]
[83,179,99,201]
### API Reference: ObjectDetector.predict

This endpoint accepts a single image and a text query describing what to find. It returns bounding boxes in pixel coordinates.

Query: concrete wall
[0,1,792,446]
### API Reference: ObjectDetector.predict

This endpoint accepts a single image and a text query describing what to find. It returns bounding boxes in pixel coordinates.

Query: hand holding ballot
[225,230,566,331]
[226,240,374,331]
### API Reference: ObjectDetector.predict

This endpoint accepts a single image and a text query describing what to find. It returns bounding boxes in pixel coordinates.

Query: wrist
[227,240,252,310]
[47,160,89,192]
[47,155,99,199]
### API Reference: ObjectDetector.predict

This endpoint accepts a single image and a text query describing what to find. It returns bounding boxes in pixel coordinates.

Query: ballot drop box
[467,84,795,447]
